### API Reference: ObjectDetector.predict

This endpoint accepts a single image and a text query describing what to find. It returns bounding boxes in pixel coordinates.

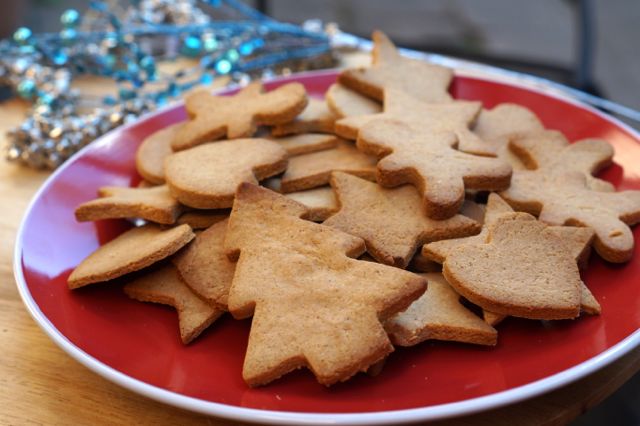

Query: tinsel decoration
[1,0,334,169]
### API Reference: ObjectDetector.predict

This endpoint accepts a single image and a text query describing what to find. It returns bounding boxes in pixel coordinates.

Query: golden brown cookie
[408,251,442,273]
[323,172,480,268]
[172,82,308,151]
[136,122,184,184]
[68,224,195,289]
[280,139,377,193]
[386,272,497,346]
[124,263,223,344]
[271,98,336,136]
[339,31,452,103]
[473,103,544,169]
[443,214,583,320]
[176,209,228,229]
[502,133,640,262]
[335,89,492,156]
[75,185,182,225]
[172,219,235,309]
[269,133,339,156]
[358,116,511,219]
[510,130,615,191]
[262,178,339,222]
[224,183,426,387]
[165,138,288,209]
[326,83,382,118]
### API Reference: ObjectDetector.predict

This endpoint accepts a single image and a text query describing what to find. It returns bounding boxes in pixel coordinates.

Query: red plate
[14,70,640,425]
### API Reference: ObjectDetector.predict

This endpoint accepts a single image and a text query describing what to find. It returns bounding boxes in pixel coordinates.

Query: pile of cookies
[68,31,640,387]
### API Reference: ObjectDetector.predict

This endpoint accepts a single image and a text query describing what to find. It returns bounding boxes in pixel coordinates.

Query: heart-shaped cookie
[443,214,582,320]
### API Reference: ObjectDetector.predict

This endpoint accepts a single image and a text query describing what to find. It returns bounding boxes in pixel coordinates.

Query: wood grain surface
[1,70,639,426]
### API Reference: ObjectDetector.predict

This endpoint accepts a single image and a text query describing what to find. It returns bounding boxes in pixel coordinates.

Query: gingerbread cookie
[339,31,452,103]
[472,103,544,169]
[68,224,194,289]
[262,178,339,222]
[358,116,511,219]
[502,133,640,262]
[386,272,497,346]
[510,130,615,191]
[176,209,228,229]
[75,185,182,225]
[280,139,377,193]
[326,83,382,118]
[136,122,184,184]
[443,214,583,320]
[165,138,288,208]
[224,183,426,386]
[124,263,223,344]
[270,133,339,156]
[172,219,235,309]
[271,98,336,136]
[335,89,493,157]
[324,172,479,268]
[172,82,308,151]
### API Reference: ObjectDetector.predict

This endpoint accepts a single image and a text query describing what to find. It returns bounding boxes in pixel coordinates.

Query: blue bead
[203,37,218,52]
[226,49,240,62]
[239,42,253,56]
[167,82,179,97]
[60,28,77,45]
[13,27,32,45]
[182,36,202,57]
[103,95,117,105]
[60,9,80,27]
[52,51,68,65]
[118,88,136,100]
[200,73,213,84]
[17,79,36,99]
[215,59,232,75]
[38,93,55,106]
[139,56,155,74]
[102,55,116,72]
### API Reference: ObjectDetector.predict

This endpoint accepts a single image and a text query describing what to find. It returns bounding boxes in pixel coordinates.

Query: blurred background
[2,0,638,114]
[2,0,639,424]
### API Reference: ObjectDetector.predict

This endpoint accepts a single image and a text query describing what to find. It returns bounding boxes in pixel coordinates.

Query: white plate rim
[13,68,640,425]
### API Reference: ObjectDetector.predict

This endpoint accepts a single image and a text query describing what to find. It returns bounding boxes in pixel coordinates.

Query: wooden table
[2,69,640,426]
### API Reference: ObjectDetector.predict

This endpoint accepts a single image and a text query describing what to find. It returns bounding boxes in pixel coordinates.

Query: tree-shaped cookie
[358,117,511,219]
[443,213,586,320]
[165,138,288,209]
[339,31,452,103]
[75,185,182,225]
[502,132,640,262]
[323,172,480,268]
[385,272,497,346]
[124,263,223,344]
[224,183,426,386]
[335,88,493,156]
[172,82,308,151]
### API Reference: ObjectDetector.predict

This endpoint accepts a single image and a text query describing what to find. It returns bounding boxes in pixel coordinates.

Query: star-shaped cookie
[75,185,183,225]
[172,82,308,151]
[339,31,453,103]
[386,272,497,346]
[124,263,223,344]
[323,172,480,268]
